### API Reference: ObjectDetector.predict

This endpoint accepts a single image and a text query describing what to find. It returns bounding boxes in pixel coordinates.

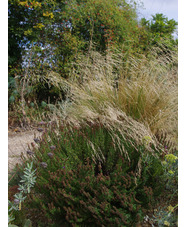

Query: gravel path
[8,130,42,172]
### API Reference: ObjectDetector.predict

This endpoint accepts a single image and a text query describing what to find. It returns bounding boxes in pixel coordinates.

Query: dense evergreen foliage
[10,123,167,226]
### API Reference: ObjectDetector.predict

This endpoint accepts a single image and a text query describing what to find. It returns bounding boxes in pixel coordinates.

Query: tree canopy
[9,0,146,76]
[140,13,178,50]
[8,1,178,103]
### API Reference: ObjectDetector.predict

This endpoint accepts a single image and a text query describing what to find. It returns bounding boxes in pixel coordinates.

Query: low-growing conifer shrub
[14,122,166,226]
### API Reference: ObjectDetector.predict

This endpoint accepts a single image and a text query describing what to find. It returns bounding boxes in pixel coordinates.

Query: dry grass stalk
[64,48,177,155]
[43,47,177,160]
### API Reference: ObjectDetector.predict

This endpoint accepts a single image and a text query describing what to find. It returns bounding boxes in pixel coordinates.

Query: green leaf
[23,219,32,227]
[9,96,15,103]
[41,101,47,107]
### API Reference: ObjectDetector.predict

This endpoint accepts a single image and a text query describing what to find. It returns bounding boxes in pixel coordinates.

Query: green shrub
[151,204,178,226]
[8,162,37,227]
[15,122,165,226]
[162,153,178,200]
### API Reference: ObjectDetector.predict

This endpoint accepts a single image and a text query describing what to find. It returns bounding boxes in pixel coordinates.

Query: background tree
[9,1,178,105]
[9,0,144,74]
[9,0,147,103]
[140,13,178,52]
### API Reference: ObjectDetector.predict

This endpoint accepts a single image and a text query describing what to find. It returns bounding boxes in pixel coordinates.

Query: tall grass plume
[65,48,177,151]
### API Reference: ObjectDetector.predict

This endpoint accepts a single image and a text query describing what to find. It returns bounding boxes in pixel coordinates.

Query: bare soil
[8,129,42,172]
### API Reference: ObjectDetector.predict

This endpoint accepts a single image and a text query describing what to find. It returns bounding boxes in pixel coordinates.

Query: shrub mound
[13,122,166,227]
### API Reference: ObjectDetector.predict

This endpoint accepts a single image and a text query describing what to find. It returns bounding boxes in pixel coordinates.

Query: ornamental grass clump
[16,122,165,226]
[66,48,177,146]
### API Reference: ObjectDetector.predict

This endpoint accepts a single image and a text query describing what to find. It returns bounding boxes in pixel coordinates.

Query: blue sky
[137,0,178,21]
